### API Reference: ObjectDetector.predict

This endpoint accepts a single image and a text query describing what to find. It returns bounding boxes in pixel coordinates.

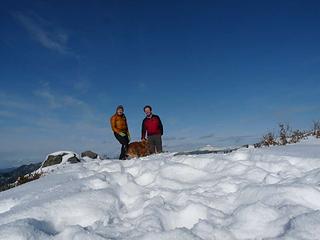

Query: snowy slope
[1,137,320,239]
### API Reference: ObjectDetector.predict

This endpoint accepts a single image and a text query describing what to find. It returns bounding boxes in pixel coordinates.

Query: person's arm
[124,117,131,140]
[110,116,120,134]
[124,116,130,135]
[158,116,163,135]
[141,119,147,140]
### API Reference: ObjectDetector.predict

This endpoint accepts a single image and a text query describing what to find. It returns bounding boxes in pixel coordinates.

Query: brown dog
[126,140,150,158]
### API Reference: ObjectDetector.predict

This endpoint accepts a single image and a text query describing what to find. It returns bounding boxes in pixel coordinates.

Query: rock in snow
[81,150,99,159]
[0,137,320,239]
[41,151,80,169]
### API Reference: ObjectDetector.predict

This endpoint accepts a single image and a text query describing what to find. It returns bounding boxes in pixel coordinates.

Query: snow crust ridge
[0,137,320,239]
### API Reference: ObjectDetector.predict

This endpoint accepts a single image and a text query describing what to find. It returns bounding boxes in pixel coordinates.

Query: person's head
[143,105,152,117]
[116,105,124,115]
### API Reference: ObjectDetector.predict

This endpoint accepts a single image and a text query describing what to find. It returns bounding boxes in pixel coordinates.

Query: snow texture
[1,137,320,239]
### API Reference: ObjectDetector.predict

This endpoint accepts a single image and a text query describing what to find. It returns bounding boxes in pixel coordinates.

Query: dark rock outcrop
[42,152,80,168]
[81,150,98,159]
[42,154,65,168]
[67,155,81,163]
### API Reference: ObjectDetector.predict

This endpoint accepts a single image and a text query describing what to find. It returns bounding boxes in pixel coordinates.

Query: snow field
[0,137,320,239]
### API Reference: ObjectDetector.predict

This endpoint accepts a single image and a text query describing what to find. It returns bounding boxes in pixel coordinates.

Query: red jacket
[141,114,163,138]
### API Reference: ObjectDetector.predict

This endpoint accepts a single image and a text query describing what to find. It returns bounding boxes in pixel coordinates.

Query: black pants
[114,133,129,160]
[148,134,162,154]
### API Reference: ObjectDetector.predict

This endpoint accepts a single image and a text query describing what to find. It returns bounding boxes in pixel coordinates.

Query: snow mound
[1,137,320,239]
[37,151,81,173]
[198,145,223,151]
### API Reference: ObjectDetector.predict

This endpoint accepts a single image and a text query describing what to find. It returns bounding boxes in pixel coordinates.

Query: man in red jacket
[141,105,163,154]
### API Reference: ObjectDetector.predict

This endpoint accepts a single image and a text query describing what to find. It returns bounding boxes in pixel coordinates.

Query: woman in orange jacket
[110,105,130,160]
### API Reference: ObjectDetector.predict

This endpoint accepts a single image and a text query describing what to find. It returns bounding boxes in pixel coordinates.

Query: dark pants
[114,133,129,160]
[148,134,162,154]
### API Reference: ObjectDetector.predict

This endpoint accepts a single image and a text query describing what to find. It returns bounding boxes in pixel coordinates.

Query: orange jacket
[110,114,129,134]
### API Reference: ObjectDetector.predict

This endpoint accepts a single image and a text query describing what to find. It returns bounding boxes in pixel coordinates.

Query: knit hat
[116,105,124,111]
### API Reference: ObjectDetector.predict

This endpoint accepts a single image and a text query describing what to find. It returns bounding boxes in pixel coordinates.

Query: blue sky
[1,0,320,167]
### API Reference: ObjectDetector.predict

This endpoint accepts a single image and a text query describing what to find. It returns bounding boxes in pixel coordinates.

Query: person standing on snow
[141,105,163,154]
[110,105,130,160]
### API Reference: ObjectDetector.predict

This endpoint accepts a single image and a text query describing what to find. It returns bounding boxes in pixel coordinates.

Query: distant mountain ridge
[0,167,17,173]
[0,162,41,187]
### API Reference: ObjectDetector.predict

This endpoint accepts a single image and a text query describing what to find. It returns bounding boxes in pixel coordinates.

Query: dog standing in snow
[126,139,150,158]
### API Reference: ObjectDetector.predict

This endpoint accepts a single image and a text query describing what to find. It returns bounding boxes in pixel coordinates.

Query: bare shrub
[254,142,262,148]
[16,173,42,186]
[255,121,315,148]
[262,132,277,146]
[313,120,320,138]
[290,130,304,144]
[279,123,291,145]
[0,183,15,192]
[304,131,313,137]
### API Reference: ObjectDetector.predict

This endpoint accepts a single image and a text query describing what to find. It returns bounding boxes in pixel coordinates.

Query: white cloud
[0,91,36,111]
[1,86,103,129]
[0,110,16,118]
[73,79,91,93]
[199,133,215,139]
[0,89,116,166]
[12,11,71,54]
[33,89,59,108]
[33,87,91,113]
